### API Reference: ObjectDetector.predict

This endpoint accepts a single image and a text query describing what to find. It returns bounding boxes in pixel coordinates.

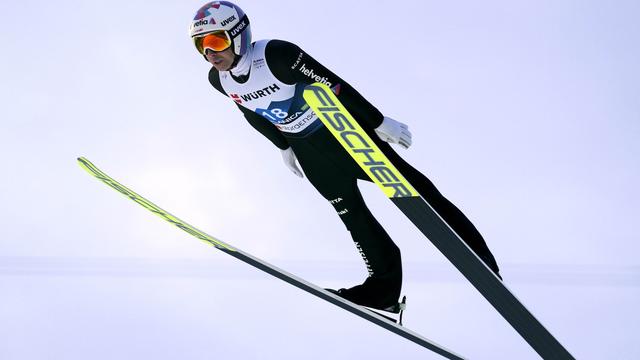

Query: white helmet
[189,1,252,56]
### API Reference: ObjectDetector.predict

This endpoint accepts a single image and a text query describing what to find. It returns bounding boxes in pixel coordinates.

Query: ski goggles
[193,30,232,54]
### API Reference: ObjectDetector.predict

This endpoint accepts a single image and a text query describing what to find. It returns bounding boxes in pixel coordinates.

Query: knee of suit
[327,197,365,230]
[336,207,375,231]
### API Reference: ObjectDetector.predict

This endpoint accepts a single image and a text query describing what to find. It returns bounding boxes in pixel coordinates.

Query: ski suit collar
[230,43,253,77]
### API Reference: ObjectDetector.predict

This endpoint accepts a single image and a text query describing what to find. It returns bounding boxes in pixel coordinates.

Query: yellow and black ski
[78,157,465,360]
[303,83,575,360]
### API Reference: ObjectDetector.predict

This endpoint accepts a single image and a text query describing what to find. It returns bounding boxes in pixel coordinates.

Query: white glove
[280,147,303,178]
[374,116,412,149]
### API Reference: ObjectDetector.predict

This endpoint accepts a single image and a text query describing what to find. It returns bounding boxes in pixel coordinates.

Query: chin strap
[228,54,241,70]
[230,44,253,76]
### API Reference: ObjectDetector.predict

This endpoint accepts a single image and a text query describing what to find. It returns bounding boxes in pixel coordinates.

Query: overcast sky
[1,1,639,359]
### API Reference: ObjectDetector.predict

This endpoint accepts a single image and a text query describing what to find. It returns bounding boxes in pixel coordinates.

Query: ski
[303,83,575,360]
[77,157,465,360]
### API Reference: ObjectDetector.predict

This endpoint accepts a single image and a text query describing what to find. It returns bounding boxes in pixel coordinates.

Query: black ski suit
[208,39,500,309]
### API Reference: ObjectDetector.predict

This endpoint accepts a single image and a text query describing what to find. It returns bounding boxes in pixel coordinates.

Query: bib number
[261,108,288,122]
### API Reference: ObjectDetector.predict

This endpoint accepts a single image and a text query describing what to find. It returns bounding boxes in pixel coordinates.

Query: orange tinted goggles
[194,31,232,54]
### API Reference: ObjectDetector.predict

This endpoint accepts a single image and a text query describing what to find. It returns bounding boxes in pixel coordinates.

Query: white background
[1,0,639,359]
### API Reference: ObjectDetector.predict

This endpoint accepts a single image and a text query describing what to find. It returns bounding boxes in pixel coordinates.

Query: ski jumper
[208,39,500,308]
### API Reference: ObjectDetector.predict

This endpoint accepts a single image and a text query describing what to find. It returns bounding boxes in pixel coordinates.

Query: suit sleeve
[265,39,385,129]
[208,67,290,150]
[236,103,290,150]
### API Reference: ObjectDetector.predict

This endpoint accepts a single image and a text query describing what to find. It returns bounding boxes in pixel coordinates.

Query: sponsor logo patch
[193,18,215,27]
[299,63,332,87]
[234,84,281,102]
[253,58,266,69]
[354,241,374,276]
[221,15,236,26]
[291,51,304,70]
[229,17,248,37]
[230,93,242,104]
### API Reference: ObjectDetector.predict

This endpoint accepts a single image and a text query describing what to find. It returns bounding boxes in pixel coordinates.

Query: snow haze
[1,1,639,359]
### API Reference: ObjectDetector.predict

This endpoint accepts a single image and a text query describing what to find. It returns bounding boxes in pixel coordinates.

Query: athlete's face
[205,47,236,71]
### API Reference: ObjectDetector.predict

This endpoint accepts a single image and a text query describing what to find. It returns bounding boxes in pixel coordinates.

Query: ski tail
[77,157,235,251]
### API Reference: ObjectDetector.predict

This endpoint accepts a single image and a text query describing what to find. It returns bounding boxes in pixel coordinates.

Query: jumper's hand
[280,147,304,178]
[374,116,412,149]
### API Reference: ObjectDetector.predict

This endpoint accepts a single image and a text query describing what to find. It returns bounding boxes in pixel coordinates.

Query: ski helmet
[189,1,252,56]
